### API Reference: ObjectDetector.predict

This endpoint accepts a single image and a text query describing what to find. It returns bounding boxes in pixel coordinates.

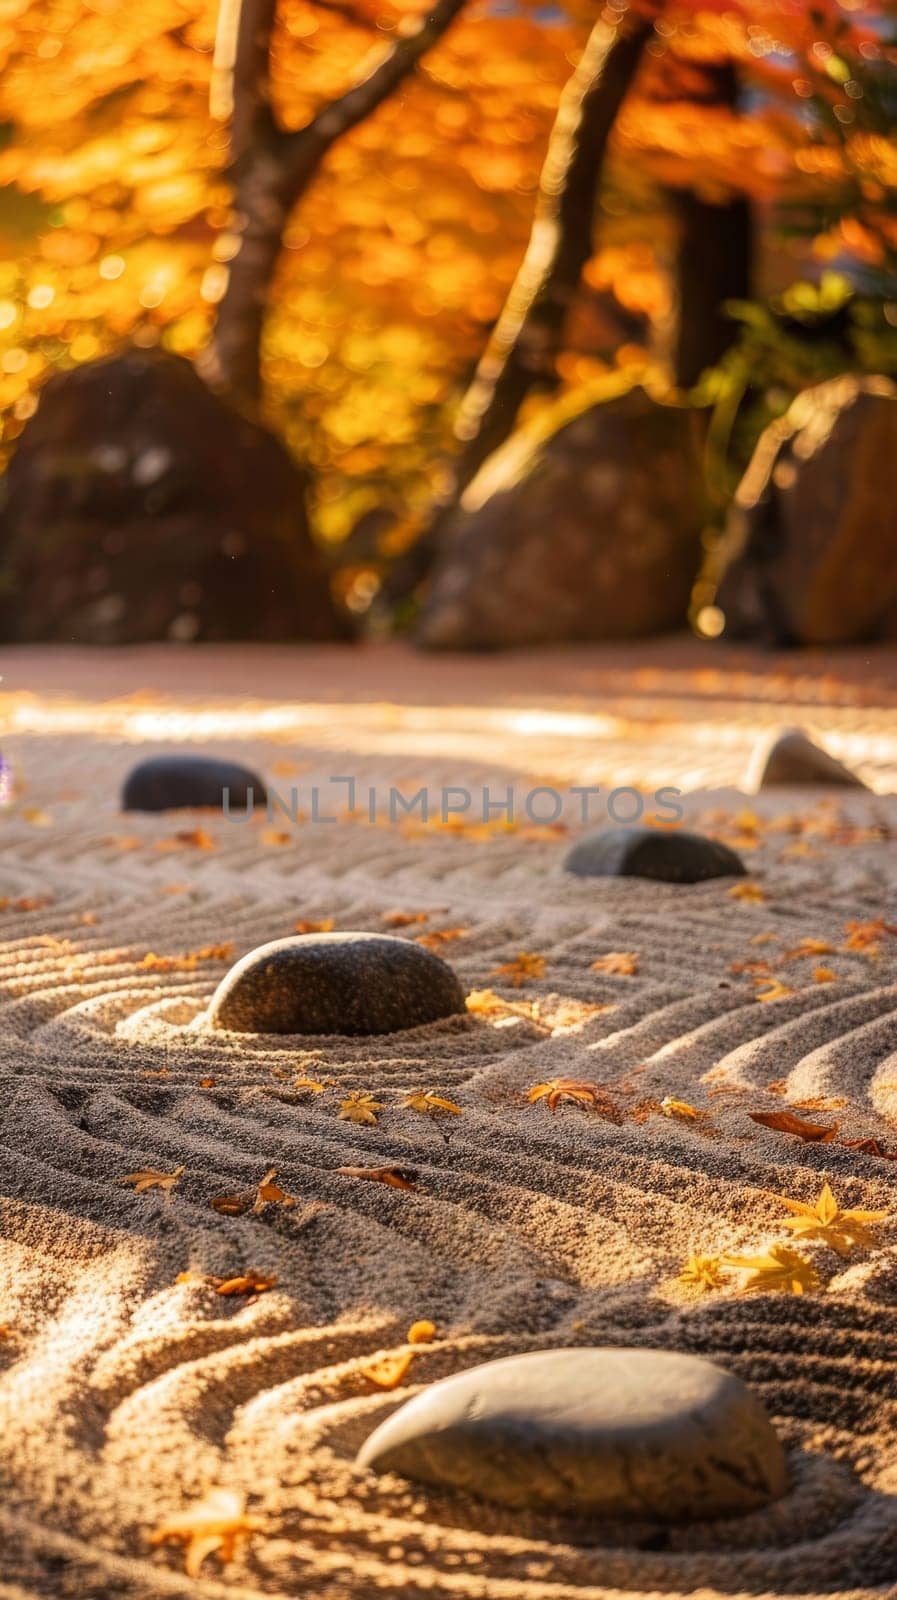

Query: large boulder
[417,386,706,649]
[716,375,897,646]
[0,348,346,643]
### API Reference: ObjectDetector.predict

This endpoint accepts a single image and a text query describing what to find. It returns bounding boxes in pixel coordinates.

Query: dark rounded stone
[564,827,746,883]
[121,754,266,813]
[207,932,467,1036]
[357,1347,788,1519]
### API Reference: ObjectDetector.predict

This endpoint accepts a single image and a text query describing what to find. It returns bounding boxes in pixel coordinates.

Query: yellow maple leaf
[293,1075,329,1094]
[527,1077,613,1114]
[491,951,546,987]
[723,1244,819,1295]
[120,1165,184,1195]
[338,1091,383,1126]
[361,1350,415,1389]
[149,1486,265,1578]
[728,882,766,903]
[679,1254,724,1291]
[415,926,469,949]
[660,1096,700,1120]
[404,1089,463,1116]
[776,1181,888,1257]
[590,951,638,976]
[754,978,795,1003]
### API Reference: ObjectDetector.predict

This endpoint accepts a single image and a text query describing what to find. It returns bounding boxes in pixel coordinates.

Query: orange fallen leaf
[404,1090,463,1116]
[842,918,896,956]
[337,1164,418,1190]
[415,927,469,949]
[295,917,334,934]
[120,1165,184,1195]
[382,910,429,927]
[754,979,795,1003]
[840,1136,897,1160]
[527,1078,615,1115]
[361,1350,415,1389]
[660,1096,700,1120]
[728,882,766,903]
[155,828,216,852]
[199,1076,216,1088]
[782,938,835,962]
[590,951,639,976]
[491,951,546,987]
[293,1075,330,1094]
[149,1487,265,1578]
[212,1167,296,1217]
[749,1109,838,1143]
[813,966,837,983]
[213,1271,277,1296]
[407,1319,437,1344]
[338,1091,383,1126]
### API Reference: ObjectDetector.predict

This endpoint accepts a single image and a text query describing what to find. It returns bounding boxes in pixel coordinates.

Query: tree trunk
[204,0,468,412]
[672,63,754,388]
[447,6,655,497]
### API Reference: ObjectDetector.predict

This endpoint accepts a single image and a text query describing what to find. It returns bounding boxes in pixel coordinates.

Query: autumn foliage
[0,1,893,553]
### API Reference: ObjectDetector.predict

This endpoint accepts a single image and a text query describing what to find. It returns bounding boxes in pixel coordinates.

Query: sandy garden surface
[0,638,896,1599]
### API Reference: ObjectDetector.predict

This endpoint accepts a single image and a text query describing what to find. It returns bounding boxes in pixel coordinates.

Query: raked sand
[0,640,896,1599]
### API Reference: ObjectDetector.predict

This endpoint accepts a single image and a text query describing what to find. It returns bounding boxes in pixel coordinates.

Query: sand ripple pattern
[0,730,896,1599]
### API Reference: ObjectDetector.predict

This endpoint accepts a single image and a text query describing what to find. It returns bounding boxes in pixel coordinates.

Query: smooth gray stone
[122,754,266,812]
[357,1348,787,1520]
[208,932,466,1036]
[564,827,746,883]
[747,726,867,791]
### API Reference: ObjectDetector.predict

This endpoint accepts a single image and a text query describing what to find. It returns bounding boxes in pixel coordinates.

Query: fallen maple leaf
[415,927,469,950]
[724,1244,819,1295]
[338,1091,383,1126]
[749,1109,838,1143]
[842,918,895,955]
[213,1271,277,1296]
[660,1096,700,1120]
[403,1090,463,1116]
[840,1137,897,1160]
[679,1254,725,1291]
[527,1077,613,1114]
[590,951,639,976]
[155,828,216,852]
[753,979,796,1003]
[813,966,837,983]
[776,1181,888,1257]
[728,882,766,903]
[382,910,429,927]
[337,1164,417,1190]
[211,1167,296,1217]
[781,937,835,962]
[407,1319,437,1344]
[199,1076,216,1089]
[149,1486,265,1578]
[293,1075,329,1094]
[295,917,335,934]
[120,1165,184,1196]
[491,951,546,987]
[361,1351,415,1389]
